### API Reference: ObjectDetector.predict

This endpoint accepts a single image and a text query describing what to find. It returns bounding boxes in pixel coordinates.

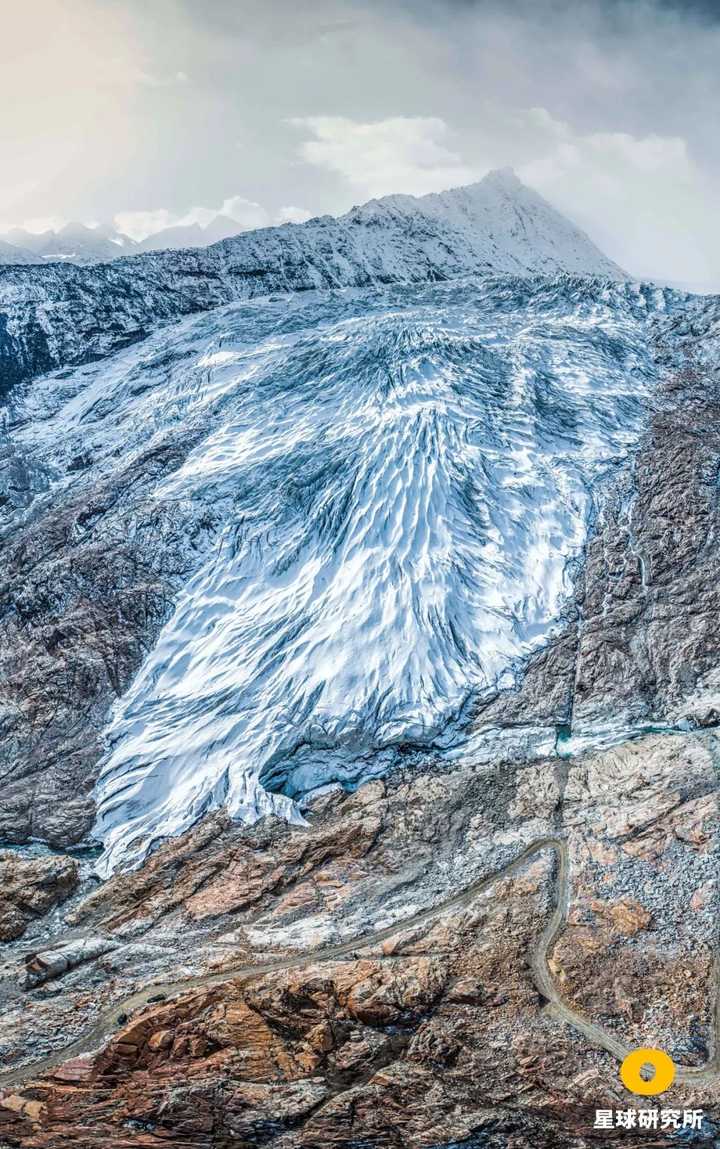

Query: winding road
[1,836,718,1093]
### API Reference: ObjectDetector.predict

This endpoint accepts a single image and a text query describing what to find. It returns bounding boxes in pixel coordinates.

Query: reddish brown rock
[588,898,652,936]
[1,731,719,1148]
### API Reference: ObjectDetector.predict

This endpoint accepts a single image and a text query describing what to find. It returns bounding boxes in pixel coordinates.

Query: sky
[2,0,720,287]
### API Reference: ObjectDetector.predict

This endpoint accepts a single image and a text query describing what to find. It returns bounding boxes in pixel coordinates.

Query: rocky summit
[0,178,719,1149]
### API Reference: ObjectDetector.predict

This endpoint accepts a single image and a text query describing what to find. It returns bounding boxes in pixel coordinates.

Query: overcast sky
[2,0,719,287]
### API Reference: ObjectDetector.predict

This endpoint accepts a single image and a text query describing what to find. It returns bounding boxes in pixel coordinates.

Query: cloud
[513,107,717,283]
[0,214,67,236]
[277,205,315,224]
[4,0,720,287]
[112,208,178,241]
[134,69,190,88]
[3,195,314,243]
[217,195,272,229]
[112,195,315,242]
[290,115,478,199]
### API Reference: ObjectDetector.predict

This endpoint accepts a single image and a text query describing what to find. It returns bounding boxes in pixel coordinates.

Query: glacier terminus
[3,270,688,874]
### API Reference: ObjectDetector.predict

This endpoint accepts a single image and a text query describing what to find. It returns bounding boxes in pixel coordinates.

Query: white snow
[5,275,675,873]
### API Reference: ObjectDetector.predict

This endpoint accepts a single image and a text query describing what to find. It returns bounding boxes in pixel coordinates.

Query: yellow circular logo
[620,1048,676,1096]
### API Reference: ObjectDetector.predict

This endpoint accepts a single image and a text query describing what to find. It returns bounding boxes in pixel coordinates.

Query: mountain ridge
[0,170,625,396]
[0,168,620,273]
[2,222,139,264]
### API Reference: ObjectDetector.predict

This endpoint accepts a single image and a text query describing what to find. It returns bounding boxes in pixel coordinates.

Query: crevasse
[12,277,674,873]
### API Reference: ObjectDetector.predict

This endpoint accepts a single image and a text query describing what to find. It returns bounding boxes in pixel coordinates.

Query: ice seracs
[3,275,675,874]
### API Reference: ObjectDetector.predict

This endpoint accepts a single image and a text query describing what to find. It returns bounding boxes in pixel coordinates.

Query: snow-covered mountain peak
[0,168,622,277]
[477,165,523,191]
[336,169,625,280]
[57,221,97,238]
[350,168,523,216]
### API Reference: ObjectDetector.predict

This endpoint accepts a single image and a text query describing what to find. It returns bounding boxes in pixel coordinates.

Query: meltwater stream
[11,276,676,873]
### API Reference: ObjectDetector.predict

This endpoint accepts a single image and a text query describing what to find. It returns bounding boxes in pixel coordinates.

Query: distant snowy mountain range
[0,214,244,265]
[0,169,625,394]
[0,169,621,272]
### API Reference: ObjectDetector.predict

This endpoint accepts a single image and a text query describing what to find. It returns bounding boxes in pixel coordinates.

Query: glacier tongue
[49,275,666,875]
[4,275,677,873]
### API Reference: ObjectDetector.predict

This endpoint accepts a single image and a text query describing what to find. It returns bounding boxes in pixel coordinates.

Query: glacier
[3,275,684,873]
[0,169,623,397]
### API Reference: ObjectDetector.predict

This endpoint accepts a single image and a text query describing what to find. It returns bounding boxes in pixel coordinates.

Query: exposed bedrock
[0,854,79,943]
[0,431,223,846]
[570,366,720,730]
[0,730,717,1148]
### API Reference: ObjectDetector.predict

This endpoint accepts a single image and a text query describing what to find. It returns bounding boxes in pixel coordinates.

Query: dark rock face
[0,313,55,396]
[0,854,78,942]
[571,366,720,730]
[0,431,221,845]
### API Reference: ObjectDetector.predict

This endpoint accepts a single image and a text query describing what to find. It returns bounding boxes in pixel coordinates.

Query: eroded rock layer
[0,729,718,1148]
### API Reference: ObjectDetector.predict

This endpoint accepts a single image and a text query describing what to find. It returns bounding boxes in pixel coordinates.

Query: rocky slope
[0,854,78,944]
[0,170,623,397]
[0,727,717,1147]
